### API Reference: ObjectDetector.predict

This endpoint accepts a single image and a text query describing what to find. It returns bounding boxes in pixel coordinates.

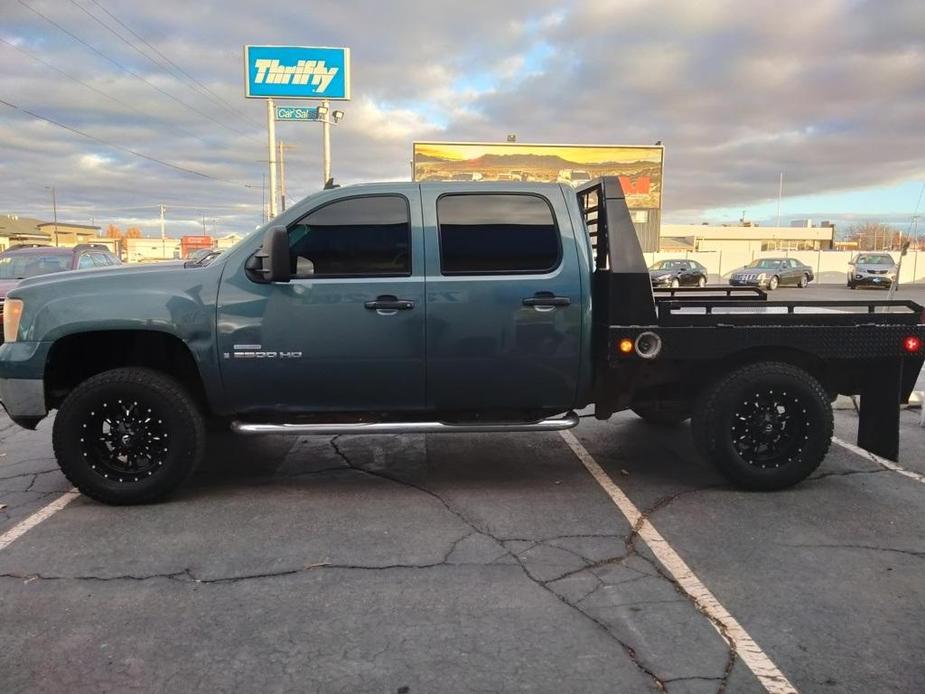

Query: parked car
[557,169,592,186]
[0,244,121,323]
[649,259,708,288]
[728,257,814,290]
[1,178,922,505]
[847,253,897,289]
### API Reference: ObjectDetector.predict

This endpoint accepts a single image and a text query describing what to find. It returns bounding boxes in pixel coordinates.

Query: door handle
[365,295,415,311]
[522,292,571,308]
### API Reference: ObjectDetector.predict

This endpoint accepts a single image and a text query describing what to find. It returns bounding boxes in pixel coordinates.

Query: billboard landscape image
[412,142,664,211]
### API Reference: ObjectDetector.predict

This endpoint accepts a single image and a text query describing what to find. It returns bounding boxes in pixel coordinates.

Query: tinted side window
[91,252,111,266]
[77,254,95,269]
[288,196,410,278]
[437,194,560,274]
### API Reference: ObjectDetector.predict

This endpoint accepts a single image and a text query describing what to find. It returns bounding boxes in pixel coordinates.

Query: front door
[420,186,584,414]
[217,188,426,414]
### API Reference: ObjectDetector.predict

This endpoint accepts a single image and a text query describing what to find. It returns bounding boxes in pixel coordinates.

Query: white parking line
[559,430,797,694]
[832,437,925,484]
[0,489,79,552]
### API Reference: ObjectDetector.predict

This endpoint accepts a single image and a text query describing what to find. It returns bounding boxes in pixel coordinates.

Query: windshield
[0,253,70,279]
[649,260,685,271]
[856,254,893,265]
[747,259,783,269]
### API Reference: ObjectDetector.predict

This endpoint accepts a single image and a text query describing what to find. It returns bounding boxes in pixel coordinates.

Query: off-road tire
[52,367,205,505]
[631,403,690,426]
[690,362,832,490]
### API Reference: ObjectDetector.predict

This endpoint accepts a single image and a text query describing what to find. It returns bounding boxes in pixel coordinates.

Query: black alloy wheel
[53,367,205,504]
[691,361,832,490]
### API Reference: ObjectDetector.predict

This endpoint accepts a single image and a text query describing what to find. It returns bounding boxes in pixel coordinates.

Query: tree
[847,222,903,251]
[105,223,123,240]
[125,227,142,239]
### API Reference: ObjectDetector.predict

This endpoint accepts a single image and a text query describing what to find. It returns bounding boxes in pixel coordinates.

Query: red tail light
[903,336,922,353]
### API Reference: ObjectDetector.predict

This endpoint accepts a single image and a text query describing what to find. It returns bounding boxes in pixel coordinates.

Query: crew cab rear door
[420,185,584,412]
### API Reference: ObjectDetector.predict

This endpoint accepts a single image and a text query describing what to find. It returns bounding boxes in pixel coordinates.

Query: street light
[313,101,345,187]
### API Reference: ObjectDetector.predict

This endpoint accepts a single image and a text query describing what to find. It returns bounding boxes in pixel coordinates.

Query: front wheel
[670,278,681,288]
[767,275,779,291]
[52,368,205,505]
[697,276,706,288]
[798,274,809,288]
[691,362,832,490]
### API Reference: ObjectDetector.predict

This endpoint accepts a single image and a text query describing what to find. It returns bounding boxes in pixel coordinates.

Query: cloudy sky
[2,0,923,236]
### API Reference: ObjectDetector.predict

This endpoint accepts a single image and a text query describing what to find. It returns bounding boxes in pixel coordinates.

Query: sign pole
[266,98,278,218]
[322,98,331,186]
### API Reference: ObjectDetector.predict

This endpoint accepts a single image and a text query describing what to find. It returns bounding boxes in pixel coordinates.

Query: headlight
[3,298,23,342]
[855,274,863,279]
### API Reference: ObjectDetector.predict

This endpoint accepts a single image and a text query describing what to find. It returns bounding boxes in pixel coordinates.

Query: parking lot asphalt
[1,284,924,693]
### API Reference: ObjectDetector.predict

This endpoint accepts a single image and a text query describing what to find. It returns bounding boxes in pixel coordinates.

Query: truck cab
[218,182,590,417]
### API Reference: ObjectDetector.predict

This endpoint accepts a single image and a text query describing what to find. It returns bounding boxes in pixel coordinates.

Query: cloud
[0,0,922,236]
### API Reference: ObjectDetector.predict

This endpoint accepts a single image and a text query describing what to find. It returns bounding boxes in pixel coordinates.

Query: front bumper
[650,277,673,287]
[0,340,51,418]
[0,377,46,417]
[851,275,894,288]
[729,278,766,287]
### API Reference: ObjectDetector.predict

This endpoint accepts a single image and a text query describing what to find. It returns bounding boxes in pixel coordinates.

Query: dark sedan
[649,259,708,288]
[728,257,814,290]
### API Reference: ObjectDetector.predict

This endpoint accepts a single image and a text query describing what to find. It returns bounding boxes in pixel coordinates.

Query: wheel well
[45,330,209,411]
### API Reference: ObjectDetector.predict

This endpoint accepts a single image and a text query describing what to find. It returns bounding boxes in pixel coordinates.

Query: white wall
[643,250,925,284]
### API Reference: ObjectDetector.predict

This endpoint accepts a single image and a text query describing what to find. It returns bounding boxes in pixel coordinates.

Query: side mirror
[253,225,290,283]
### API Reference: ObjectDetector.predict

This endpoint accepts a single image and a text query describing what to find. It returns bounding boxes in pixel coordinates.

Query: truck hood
[14,261,187,291]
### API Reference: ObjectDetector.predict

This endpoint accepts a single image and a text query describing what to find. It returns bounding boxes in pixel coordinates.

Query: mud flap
[857,358,902,461]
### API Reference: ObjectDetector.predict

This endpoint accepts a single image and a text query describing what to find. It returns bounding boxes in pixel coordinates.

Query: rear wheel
[52,367,205,505]
[767,275,779,291]
[691,362,832,490]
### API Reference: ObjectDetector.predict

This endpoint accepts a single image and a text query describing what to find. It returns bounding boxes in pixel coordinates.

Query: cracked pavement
[1,398,924,693]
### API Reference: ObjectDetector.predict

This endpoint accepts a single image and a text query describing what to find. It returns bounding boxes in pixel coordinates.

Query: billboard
[412,141,663,210]
[244,45,350,99]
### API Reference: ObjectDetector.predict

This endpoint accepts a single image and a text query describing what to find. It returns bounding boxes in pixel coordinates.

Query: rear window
[437,194,560,274]
[0,253,71,279]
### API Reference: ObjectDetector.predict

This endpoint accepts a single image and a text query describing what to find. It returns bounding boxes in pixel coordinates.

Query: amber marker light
[3,299,24,343]
[618,338,634,354]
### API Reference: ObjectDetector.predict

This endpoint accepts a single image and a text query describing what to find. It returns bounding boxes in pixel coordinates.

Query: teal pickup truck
[2,178,923,504]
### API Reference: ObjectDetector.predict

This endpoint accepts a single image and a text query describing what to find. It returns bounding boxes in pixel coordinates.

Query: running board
[231,411,580,436]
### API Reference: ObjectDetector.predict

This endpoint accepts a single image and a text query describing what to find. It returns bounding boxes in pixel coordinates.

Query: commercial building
[36,222,102,247]
[1,215,102,252]
[660,224,835,254]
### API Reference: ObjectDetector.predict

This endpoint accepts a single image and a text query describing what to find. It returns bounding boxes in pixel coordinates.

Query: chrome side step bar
[231,411,580,436]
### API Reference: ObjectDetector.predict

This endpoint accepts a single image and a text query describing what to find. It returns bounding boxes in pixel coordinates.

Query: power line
[0,37,212,144]
[18,0,257,139]
[84,0,262,129]
[0,97,258,189]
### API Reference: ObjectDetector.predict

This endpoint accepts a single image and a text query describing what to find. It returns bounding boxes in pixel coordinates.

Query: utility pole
[321,98,331,186]
[159,204,167,259]
[45,185,59,246]
[266,98,278,218]
[776,172,783,227]
[278,141,296,212]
